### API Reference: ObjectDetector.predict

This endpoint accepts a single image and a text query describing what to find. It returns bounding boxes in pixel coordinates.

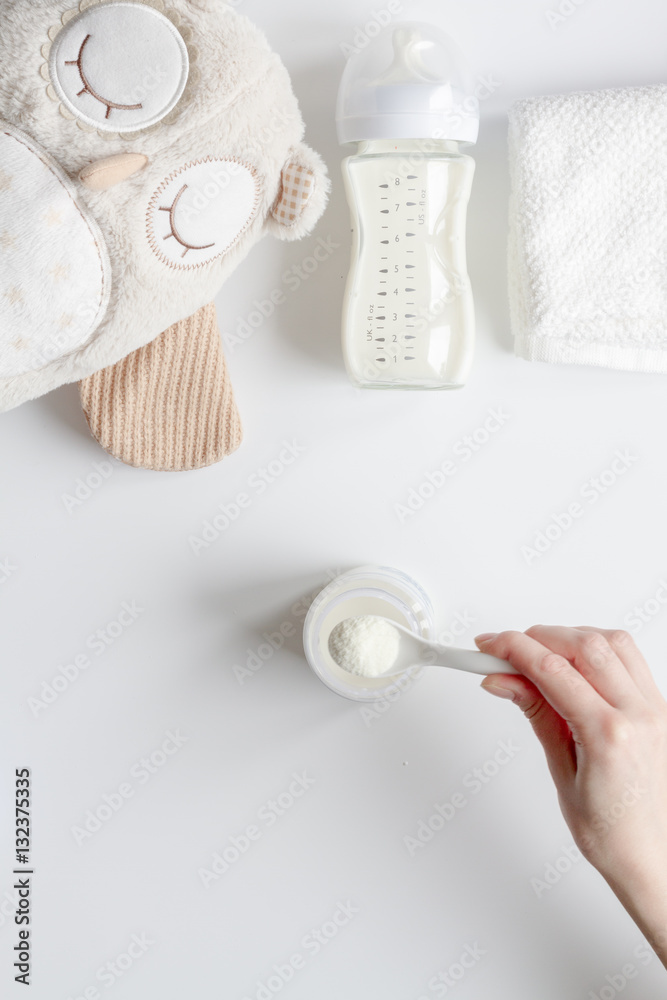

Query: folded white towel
[507,85,667,372]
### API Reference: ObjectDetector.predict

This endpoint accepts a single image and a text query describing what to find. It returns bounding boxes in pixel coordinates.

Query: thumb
[481,676,577,787]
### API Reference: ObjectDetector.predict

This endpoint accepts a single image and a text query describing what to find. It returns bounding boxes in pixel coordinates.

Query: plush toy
[0,0,329,470]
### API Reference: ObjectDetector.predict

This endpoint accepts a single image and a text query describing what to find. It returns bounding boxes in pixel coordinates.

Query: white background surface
[3,0,667,998]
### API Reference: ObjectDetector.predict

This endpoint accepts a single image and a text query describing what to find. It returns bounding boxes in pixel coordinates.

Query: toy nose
[78,152,148,191]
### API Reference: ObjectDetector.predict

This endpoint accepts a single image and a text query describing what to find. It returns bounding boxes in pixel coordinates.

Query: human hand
[475,625,667,966]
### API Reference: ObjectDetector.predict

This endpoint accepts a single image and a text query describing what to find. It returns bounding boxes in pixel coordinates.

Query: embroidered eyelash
[65,33,143,120]
[41,0,200,140]
[158,184,215,258]
[146,157,261,272]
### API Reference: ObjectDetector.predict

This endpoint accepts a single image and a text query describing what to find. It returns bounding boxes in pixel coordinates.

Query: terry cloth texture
[508,85,667,372]
[80,302,242,472]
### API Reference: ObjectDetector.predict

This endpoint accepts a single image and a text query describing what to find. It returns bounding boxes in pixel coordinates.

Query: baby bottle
[336,23,479,389]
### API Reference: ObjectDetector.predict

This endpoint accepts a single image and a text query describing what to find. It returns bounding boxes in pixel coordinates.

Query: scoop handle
[433,646,519,676]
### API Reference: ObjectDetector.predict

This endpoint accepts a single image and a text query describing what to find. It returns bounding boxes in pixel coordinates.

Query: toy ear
[268,143,330,242]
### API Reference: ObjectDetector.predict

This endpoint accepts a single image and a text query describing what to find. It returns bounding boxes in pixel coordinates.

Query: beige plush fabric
[0,0,329,412]
[80,302,242,471]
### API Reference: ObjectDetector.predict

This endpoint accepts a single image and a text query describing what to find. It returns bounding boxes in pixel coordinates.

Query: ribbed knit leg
[79,303,243,471]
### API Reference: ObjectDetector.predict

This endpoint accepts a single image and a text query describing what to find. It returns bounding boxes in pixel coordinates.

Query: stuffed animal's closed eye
[0,0,329,470]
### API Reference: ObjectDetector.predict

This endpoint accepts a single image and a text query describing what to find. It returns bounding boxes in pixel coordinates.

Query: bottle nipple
[373,26,442,86]
[335,20,479,145]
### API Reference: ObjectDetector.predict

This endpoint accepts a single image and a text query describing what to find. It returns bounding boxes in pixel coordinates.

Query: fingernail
[475,632,498,644]
[480,679,516,701]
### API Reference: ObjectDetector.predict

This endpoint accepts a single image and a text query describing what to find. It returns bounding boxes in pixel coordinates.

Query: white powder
[328,616,400,678]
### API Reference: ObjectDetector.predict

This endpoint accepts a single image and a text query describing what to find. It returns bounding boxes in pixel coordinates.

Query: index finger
[573,626,664,703]
[525,624,637,710]
[475,629,610,736]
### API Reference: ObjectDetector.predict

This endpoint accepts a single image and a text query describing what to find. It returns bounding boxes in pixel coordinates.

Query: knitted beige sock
[79,303,242,472]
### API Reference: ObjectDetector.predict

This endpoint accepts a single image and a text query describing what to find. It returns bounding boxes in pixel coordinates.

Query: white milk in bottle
[336,23,479,389]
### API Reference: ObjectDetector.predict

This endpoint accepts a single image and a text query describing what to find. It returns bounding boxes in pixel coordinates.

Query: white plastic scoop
[328,615,518,679]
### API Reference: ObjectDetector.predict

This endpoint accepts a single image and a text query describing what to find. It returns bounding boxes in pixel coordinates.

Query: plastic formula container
[303,565,434,702]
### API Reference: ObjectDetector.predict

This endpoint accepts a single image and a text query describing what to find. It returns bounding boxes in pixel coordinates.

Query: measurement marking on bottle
[345,144,474,384]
